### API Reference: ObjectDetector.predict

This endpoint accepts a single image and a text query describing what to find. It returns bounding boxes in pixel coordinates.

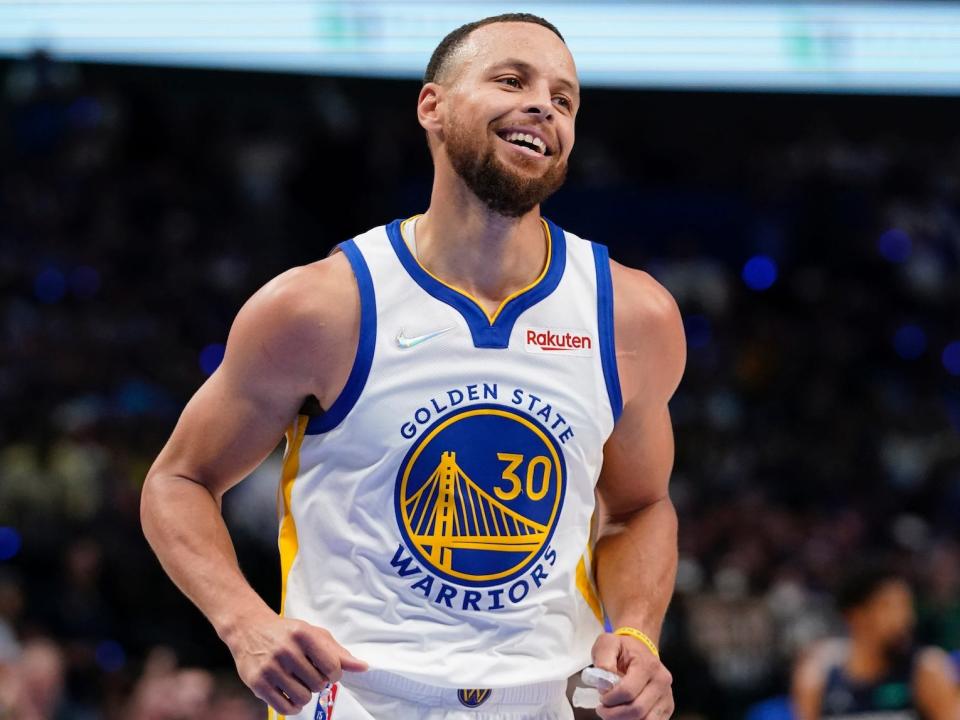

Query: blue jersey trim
[592,243,623,423]
[306,239,376,434]
[385,218,567,349]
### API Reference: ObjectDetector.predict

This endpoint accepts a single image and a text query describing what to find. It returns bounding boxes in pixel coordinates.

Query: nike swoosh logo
[396,326,455,349]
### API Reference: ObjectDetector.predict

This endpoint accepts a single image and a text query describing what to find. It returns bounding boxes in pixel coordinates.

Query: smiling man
[141,13,685,720]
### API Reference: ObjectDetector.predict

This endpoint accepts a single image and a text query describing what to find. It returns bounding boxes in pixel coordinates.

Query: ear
[417,82,445,139]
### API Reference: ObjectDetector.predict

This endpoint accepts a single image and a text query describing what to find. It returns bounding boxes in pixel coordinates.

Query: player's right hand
[223,610,368,715]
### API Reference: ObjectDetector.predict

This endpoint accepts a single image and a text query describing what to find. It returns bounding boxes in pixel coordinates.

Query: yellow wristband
[613,627,660,658]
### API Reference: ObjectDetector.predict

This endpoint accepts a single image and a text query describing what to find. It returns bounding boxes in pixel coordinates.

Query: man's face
[854,580,916,652]
[435,22,579,217]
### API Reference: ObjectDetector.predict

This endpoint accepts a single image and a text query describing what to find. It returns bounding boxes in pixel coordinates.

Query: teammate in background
[142,13,684,720]
[792,564,959,719]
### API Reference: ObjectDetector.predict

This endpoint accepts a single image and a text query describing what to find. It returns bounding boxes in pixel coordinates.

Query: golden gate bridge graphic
[403,451,548,572]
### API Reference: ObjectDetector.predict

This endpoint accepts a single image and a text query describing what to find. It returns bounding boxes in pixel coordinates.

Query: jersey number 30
[495,453,552,502]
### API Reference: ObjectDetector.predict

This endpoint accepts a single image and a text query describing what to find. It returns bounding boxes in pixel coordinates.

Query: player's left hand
[591,632,674,719]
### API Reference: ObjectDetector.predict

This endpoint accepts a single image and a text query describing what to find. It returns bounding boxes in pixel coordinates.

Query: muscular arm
[591,261,686,719]
[594,262,685,642]
[140,253,364,713]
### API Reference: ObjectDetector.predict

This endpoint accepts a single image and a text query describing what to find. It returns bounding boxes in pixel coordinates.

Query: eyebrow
[488,58,580,97]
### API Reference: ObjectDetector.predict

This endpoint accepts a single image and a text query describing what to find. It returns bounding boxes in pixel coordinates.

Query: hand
[591,632,674,719]
[223,610,368,716]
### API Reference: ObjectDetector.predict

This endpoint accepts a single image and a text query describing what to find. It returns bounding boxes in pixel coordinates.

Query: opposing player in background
[142,13,684,720]
[792,565,959,719]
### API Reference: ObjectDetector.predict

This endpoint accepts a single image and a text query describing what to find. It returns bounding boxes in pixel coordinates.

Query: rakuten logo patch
[523,327,594,356]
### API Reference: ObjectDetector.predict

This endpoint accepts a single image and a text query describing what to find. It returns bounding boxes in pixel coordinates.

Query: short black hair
[424,13,565,85]
[836,562,907,613]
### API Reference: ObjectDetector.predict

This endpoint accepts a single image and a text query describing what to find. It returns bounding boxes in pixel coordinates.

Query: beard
[445,118,567,218]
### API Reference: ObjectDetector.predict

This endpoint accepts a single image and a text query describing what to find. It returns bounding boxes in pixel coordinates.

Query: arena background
[0,2,958,719]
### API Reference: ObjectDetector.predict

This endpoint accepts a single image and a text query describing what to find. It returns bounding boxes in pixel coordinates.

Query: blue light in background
[684,314,712,350]
[742,255,777,291]
[116,379,158,415]
[878,229,912,263]
[70,266,101,298]
[943,341,960,376]
[95,641,126,673]
[893,325,927,360]
[34,267,66,303]
[199,343,226,376]
[0,527,21,561]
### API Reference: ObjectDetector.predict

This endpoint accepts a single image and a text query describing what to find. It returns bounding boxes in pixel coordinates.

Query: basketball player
[792,565,959,719]
[141,14,683,720]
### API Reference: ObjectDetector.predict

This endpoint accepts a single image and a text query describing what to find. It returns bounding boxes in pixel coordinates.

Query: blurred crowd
[0,634,262,720]
[0,52,958,718]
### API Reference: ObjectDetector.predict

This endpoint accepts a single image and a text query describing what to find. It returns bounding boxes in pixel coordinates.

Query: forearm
[140,473,273,643]
[593,496,678,641]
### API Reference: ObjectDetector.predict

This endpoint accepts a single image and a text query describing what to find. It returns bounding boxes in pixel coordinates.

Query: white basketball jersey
[276,214,622,697]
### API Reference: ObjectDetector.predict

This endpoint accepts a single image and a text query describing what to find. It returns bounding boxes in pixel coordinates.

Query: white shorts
[305,670,575,720]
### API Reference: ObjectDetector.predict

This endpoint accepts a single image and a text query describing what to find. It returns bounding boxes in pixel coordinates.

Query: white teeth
[503,130,547,154]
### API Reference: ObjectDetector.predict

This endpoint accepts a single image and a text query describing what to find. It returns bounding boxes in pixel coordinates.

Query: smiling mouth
[495,129,552,157]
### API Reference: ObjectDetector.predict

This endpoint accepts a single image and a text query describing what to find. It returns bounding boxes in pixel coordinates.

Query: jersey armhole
[305,239,377,434]
[591,242,624,423]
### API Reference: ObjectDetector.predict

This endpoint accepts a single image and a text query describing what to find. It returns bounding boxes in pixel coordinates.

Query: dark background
[0,52,958,718]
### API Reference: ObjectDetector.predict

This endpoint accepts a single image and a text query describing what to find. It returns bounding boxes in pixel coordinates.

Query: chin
[499,158,553,181]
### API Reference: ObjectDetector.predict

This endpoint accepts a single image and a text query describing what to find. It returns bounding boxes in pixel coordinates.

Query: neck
[845,634,891,682]
[415,163,548,312]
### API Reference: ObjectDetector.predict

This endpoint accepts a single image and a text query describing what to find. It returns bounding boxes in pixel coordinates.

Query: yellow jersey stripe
[279,414,308,616]
[576,508,604,624]
[576,553,604,624]
[275,414,309,720]
[399,215,552,325]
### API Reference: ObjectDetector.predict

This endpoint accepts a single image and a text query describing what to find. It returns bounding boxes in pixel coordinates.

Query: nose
[523,84,554,120]
[524,104,553,120]
[524,103,553,120]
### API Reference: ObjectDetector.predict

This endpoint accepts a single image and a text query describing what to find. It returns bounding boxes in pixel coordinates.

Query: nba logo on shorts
[458,688,492,707]
[314,683,338,720]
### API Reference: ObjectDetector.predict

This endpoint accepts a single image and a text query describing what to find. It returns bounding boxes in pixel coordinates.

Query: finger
[626,682,664,718]
[600,660,655,706]
[256,684,300,717]
[596,686,667,720]
[263,667,312,709]
[591,633,622,673]
[643,696,675,720]
[278,650,327,693]
[297,627,367,681]
[339,649,369,673]
[292,626,343,683]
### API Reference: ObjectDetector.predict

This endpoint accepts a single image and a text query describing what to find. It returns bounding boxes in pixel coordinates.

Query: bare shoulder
[246,251,355,322]
[608,259,686,406]
[795,637,847,674]
[915,646,957,678]
[913,646,960,718]
[792,638,846,700]
[235,252,356,345]
[225,251,359,404]
[609,260,680,327]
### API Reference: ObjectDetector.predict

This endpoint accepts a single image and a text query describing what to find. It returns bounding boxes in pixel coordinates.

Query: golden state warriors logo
[458,688,492,708]
[395,404,566,586]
